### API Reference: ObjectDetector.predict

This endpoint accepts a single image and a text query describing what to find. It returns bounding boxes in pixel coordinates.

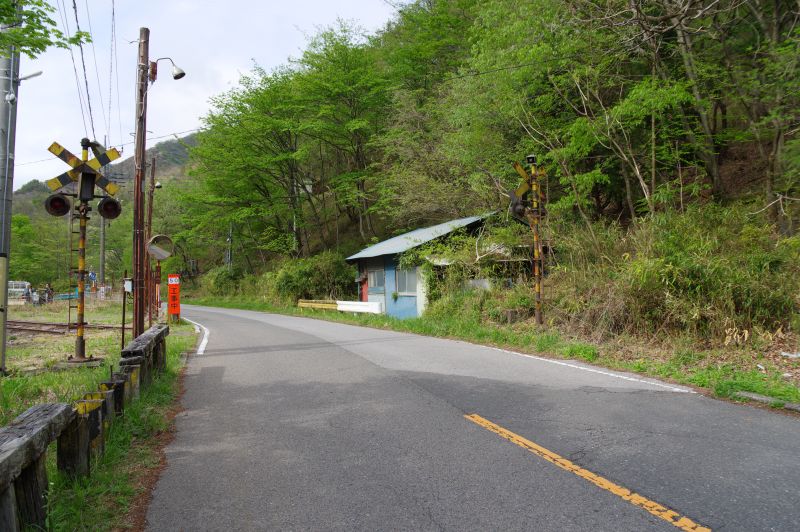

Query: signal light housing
[44,194,71,217]
[97,197,121,219]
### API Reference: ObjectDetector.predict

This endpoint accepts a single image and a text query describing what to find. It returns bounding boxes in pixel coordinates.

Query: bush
[272,251,356,302]
[201,266,243,296]
[549,204,800,339]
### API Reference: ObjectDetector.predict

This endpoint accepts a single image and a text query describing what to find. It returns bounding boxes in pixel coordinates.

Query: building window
[396,268,417,294]
[367,269,384,291]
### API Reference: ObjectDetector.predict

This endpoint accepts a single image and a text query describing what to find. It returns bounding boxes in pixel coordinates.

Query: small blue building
[345,215,487,319]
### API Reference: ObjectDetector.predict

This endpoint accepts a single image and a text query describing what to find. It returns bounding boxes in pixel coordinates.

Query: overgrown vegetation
[46,321,196,531]
[186,294,800,404]
[200,251,356,302]
[9,2,800,402]
[163,0,800,400]
[0,299,197,530]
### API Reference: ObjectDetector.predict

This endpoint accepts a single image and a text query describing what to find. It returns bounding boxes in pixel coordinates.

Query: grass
[45,320,196,531]
[2,300,132,422]
[186,295,800,405]
[9,297,126,325]
[1,300,198,531]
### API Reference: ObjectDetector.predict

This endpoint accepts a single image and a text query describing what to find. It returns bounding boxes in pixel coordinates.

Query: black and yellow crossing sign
[45,141,121,196]
[512,161,531,197]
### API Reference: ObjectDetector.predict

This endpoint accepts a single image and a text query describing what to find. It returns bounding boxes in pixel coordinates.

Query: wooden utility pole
[146,156,156,326]
[132,27,149,339]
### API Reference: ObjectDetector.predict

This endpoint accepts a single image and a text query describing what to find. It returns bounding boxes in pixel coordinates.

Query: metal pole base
[59,357,104,369]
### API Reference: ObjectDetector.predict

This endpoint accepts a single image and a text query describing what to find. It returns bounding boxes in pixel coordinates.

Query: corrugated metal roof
[346,214,488,262]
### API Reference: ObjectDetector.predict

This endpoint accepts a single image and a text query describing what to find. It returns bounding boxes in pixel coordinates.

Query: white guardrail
[336,300,383,314]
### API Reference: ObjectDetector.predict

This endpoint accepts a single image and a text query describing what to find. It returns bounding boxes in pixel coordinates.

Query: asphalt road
[146,305,800,531]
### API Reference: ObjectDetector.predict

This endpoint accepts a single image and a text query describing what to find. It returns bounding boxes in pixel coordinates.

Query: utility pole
[99,137,108,291]
[225,222,233,270]
[132,27,149,339]
[0,10,20,374]
[99,208,106,287]
[146,156,156,326]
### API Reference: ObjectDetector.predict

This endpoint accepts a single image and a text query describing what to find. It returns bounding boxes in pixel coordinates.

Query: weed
[561,343,600,362]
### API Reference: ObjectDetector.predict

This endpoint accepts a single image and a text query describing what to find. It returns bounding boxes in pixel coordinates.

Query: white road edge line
[488,346,695,393]
[183,317,209,355]
[185,304,691,392]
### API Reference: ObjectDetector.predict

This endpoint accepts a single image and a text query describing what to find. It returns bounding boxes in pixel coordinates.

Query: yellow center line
[464,414,710,532]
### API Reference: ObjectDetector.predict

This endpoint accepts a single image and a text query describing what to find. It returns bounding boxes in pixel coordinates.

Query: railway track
[7,320,129,335]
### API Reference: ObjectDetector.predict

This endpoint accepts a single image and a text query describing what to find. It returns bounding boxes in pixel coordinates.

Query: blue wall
[383,256,418,319]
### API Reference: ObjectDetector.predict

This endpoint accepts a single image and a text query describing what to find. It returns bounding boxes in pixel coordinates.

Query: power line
[111,0,123,147]
[107,0,115,144]
[56,0,89,136]
[16,128,203,167]
[71,0,97,139]
[83,0,109,139]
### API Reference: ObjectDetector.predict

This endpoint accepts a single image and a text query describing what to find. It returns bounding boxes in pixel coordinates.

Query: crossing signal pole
[513,156,546,325]
[44,138,121,361]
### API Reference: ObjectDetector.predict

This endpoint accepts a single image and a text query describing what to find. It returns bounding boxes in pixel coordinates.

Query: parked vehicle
[7,281,31,305]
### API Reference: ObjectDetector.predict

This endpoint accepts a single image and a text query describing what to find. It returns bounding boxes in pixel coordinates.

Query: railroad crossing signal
[511,157,546,325]
[45,141,121,196]
[42,138,124,363]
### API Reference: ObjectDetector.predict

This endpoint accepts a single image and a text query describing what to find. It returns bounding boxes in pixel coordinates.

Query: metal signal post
[513,157,546,325]
[44,138,122,361]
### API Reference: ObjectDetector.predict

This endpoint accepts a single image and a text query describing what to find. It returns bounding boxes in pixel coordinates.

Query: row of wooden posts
[0,324,170,531]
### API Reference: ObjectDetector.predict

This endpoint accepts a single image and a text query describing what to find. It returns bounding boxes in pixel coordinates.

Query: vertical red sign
[167,274,180,320]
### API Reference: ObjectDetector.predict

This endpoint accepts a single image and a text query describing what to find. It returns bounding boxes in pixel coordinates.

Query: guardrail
[298,299,383,314]
[297,299,338,310]
[0,324,170,531]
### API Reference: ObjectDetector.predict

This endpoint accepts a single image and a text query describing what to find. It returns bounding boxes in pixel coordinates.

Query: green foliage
[0,0,89,58]
[202,266,243,296]
[45,323,197,530]
[272,251,356,302]
[8,214,62,286]
[170,0,800,350]
[549,205,800,337]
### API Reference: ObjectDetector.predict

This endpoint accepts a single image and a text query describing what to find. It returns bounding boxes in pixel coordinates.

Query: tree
[294,22,390,240]
[1,0,88,58]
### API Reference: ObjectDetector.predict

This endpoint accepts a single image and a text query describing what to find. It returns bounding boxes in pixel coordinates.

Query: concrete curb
[733,391,800,413]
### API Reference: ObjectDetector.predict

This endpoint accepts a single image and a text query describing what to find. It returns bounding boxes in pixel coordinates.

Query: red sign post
[167,274,180,322]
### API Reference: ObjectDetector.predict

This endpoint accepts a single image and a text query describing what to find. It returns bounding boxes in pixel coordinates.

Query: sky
[12,0,398,189]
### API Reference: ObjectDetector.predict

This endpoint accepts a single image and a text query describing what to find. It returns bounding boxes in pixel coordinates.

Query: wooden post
[157,338,167,372]
[0,485,17,531]
[75,399,105,458]
[113,372,132,405]
[100,379,126,416]
[13,456,48,529]
[122,365,141,400]
[121,355,147,388]
[84,391,114,433]
[57,415,90,478]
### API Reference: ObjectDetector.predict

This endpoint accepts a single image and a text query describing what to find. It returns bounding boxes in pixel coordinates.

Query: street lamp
[151,57,186,80]
[132,28,185,339]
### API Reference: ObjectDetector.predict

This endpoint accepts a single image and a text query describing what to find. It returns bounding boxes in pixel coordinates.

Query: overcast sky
[12,0,397,189]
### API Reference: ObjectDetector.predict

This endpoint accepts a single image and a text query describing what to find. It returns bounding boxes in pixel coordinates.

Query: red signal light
[44,194,71,216]
[97,197,121,219]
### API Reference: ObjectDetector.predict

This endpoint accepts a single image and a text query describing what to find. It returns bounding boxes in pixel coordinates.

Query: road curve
[146,305,800,531]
